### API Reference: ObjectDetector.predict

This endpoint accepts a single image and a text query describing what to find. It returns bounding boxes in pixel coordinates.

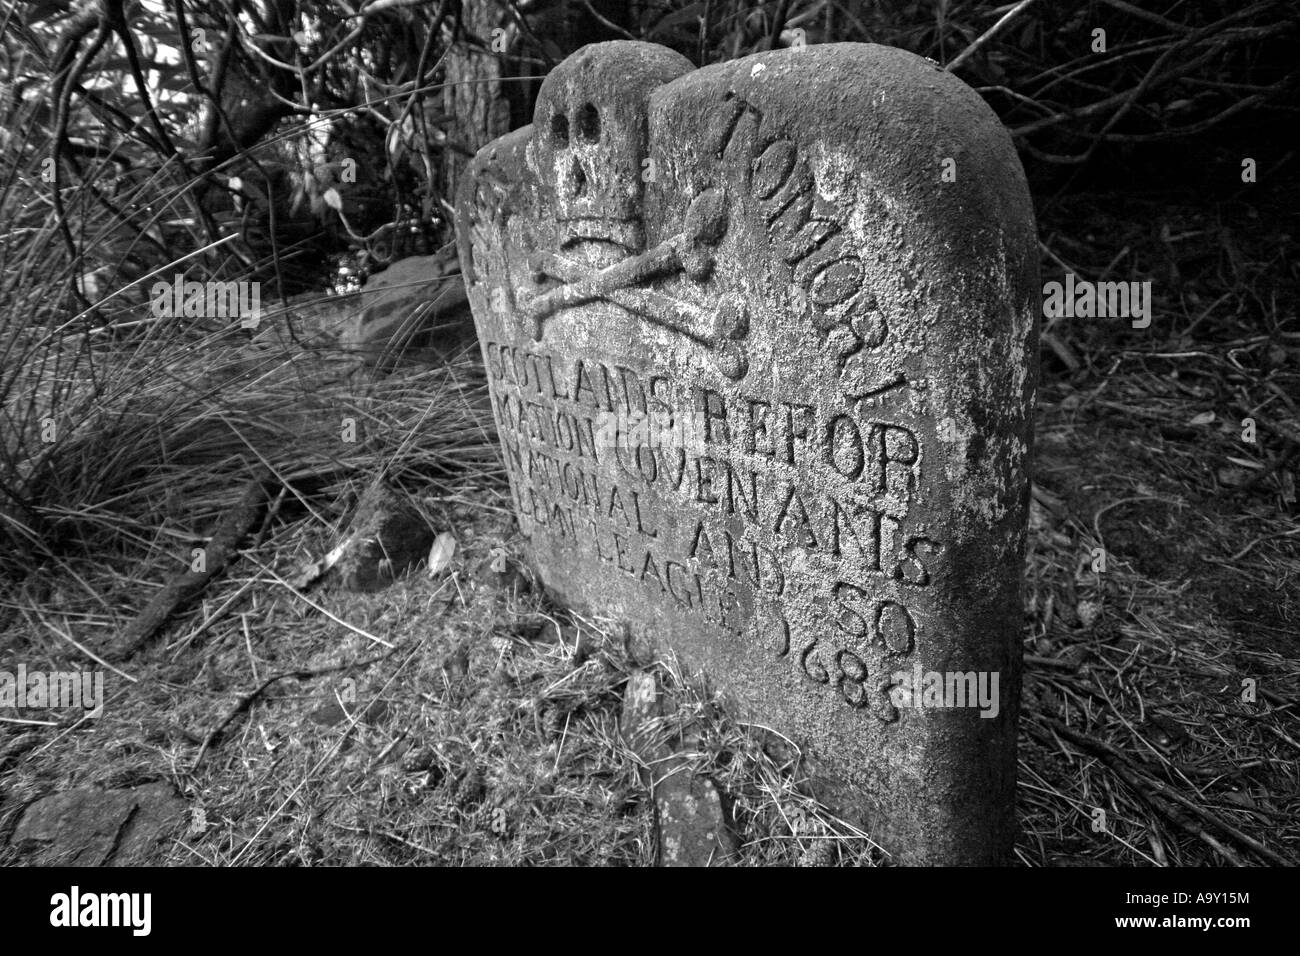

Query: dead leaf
[1217,467,1250,487]
[1189,410,1216,426]
[1140,715,1189,750]
[1225,456,1263,470]
[287,532,356,589]
[426,532,457,577]
[1221,790,1257,810]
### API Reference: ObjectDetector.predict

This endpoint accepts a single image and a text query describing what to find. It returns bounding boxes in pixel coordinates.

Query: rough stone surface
[655,774,736,866]
[458,41,1038,864]
[620,670,737,866]
[10,783,186,866]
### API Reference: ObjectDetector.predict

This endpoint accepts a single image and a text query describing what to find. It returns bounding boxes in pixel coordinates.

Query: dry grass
[0,496,882,866]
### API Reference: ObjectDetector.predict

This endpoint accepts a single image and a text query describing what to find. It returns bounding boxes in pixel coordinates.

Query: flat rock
[10,782,186,866]
[341,252,476,369]
[656,773,737,866]
[250,289,362,350]
[620,669,737,866]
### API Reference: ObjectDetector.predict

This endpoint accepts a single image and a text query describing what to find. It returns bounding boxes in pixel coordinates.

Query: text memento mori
[457,41,1039,865]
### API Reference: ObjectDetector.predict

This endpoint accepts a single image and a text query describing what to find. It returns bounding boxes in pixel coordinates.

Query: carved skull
[528,42,692,269]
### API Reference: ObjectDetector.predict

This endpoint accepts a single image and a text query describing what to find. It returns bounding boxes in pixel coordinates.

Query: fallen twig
[1035,717,1293,866]
[111,467,273,660]
[190,649,393,771]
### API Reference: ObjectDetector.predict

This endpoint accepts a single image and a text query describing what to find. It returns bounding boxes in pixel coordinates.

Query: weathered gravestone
[457,41,1038,865]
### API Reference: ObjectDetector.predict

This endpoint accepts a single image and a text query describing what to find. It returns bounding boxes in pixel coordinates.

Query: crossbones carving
[523,188,750,380]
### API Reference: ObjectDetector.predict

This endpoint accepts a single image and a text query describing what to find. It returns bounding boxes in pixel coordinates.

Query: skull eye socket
[577,102,600,143]
[550,113,569,146]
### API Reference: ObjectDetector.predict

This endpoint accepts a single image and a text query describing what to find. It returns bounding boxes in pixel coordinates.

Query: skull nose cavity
[569,158,587,199]
[577,102,600,143]
[550,113,569,146]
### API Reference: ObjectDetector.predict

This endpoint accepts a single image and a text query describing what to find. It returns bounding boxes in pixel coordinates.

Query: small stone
[454,764,487,808]
[336,484,434,592]
[1076,599,1103,629]
[401,747,436,773]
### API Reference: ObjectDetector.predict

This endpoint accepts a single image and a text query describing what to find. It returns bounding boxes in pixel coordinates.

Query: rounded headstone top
[532,41,694,132]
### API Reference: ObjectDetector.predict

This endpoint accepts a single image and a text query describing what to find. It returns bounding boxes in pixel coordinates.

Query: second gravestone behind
[457,41,1038,865]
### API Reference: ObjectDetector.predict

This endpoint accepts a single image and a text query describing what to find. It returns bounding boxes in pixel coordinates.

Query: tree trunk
[440,0,634,212]
[442,0,512,210]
